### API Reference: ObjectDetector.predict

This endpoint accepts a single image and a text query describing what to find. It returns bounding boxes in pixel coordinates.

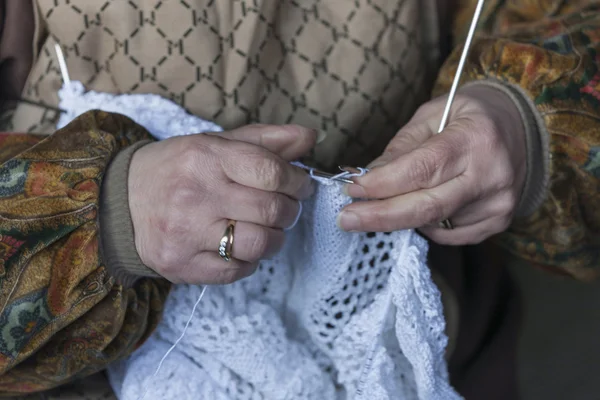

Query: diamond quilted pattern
[11,0,440,170]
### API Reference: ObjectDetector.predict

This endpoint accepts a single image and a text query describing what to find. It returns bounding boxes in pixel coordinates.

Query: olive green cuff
[99,140,162,287]
[463,80,550,217]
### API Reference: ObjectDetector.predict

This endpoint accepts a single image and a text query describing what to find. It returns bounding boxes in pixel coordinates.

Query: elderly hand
[129,125,316,284]
[338,85,528,245]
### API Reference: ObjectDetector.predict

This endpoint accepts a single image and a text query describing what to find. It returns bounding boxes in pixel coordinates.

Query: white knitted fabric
[57,82,461,400]
[56,81,224,138]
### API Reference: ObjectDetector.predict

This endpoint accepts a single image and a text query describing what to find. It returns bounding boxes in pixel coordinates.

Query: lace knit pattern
[56,83,460,400]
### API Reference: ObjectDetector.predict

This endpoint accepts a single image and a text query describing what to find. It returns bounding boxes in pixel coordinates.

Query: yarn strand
[137,285,208,400]
[135,167,364,400]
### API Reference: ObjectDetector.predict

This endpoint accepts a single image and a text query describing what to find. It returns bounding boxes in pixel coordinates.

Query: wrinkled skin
[129,124,316,284]
[339,85,527,246]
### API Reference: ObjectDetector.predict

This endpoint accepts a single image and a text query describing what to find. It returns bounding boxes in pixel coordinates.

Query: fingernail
[316,130,327,144]
[337,210,360,231]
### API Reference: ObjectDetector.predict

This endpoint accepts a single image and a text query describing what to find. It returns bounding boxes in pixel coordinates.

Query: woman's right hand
[128,124,317,284]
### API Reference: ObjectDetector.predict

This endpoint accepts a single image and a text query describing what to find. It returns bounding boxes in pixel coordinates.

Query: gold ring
[218,220,236,261]
[439,219,454,230]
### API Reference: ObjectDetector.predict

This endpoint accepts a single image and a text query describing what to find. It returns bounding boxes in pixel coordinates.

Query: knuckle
[260,196,286,226]
[150,210,192,270]
[247,229,271,260]
[256,157,285,191]
[496,196,517,226]
[495,167,516,191]
[164,155,206,206]
[493,190,519,218]
[167,177,198,207]
[418,195,446,226]
[148,240,182,274]
[409,148,440,189]
[156,205,184,236]
[179,147,197,168]
[178,140,206,170]
[178,137,222,178]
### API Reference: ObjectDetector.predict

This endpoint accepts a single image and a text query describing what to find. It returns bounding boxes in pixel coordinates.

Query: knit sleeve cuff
[463,79,550,217]
[99,140,162,287]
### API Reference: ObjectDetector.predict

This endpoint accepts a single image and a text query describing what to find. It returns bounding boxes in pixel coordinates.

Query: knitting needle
[435,0,485,230]
[318,2,486,187]
[54,43,71,86]
[437,0,486,133]
[310,168,355,184]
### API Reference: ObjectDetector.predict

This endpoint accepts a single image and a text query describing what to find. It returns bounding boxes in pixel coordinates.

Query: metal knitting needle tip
[310,169,355,184]
[338,165,362,175]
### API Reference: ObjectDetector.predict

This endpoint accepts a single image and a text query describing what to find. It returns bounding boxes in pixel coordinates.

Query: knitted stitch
[57,83,460,400]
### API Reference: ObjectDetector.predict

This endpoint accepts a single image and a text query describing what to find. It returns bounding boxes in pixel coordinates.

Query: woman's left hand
[338,85,528,245]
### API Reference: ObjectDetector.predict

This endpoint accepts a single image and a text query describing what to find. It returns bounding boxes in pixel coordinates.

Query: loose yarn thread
[53,45,458,400]
[291,162,369,185]
[322,168,369,182]
[285,164,367,231]
[135,167,367,400]
[137,285,208,400]
[285,202,303,231]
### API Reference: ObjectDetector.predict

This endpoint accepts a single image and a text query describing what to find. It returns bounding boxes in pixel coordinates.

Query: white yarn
[56,81,223,137]
[137,285,208,400]
[57,82,461,400]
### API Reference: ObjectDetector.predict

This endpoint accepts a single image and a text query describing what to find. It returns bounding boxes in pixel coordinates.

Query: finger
[346,126,468,199]
[218,183,301,229]
[208,124,317,161]
[222,146,314,200]
[418,215,510,246]
[338,175,473,233]
[204,220,285,263]
[177,251,258,285]
[433,190,517,228]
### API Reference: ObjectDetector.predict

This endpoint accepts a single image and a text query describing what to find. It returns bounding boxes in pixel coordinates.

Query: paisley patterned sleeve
[0,110,170,395]
[434,0,600,280]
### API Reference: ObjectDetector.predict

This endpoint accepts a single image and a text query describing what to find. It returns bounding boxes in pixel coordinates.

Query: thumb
[208,124,320,161]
